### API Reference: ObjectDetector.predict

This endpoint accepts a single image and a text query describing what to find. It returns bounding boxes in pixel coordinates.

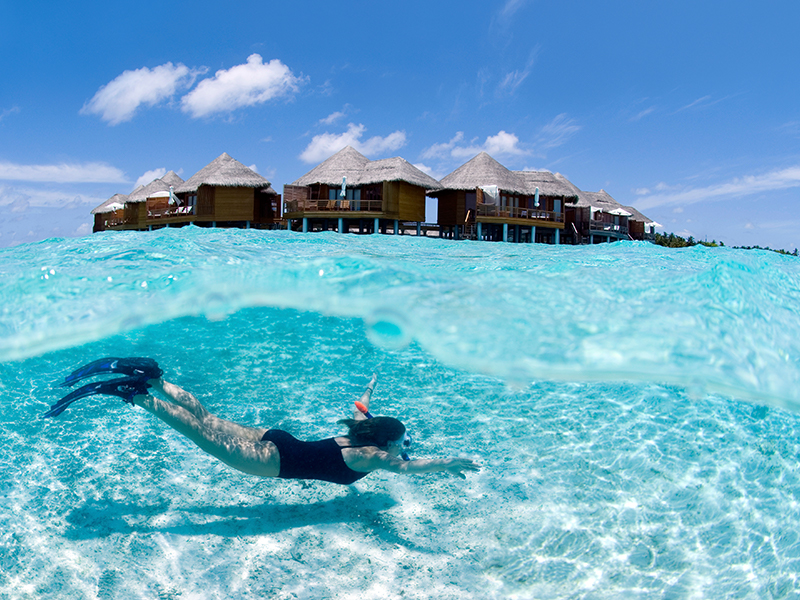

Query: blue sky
[2,0,799,249]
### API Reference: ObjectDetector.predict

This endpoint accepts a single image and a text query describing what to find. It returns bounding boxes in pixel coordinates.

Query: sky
[1,0,799,249]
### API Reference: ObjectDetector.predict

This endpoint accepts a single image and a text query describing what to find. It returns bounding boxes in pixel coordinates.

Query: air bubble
[365,309,412,350]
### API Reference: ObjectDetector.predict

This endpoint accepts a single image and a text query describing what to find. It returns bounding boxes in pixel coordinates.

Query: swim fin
[59,357,163,388]
[43,375,151,418]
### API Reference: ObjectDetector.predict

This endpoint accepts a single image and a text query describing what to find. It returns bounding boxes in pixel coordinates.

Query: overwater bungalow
[91,193,128,232]
[565,189,634,244]
[92,154,281,232]
[283,146,440,235]
[428,152,580,243]
[120,171,185,229]
[174,153,281,229]
[622,205,658,241]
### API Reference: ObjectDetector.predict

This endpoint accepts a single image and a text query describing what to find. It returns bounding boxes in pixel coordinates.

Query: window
[328,187,362,200]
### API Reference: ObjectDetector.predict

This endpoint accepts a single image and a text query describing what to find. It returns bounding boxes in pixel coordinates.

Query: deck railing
[284,199,384,213]
[104,216,125,228]
[590,220,628,235]
[476,203,563,223]
[147,206,195,219]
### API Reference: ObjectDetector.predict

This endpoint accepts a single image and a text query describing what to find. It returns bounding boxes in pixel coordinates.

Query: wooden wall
[283,185,308,205]
[197,186,215,217]
[213,186,255,221]
[383,181,399,215]
[398,181,425,221]
[124,202,147,228]
[382,181,426,221]
[434,190,465,226]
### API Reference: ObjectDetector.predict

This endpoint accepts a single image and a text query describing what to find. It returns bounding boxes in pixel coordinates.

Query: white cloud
[319,105,350,125]
[420,132,465,160]
[498,47,540,96]
[134,168,167,190]
[636,165,800,210]
[75,222,92,236]
[780,121,800,137]
[630,106,656,121]
[482,131,528,156]
[319,111,345,125]
[671,94,738,115]
[499,0,529,18]
[536,114,581,149]
[181,54,302,118]
[11,199,29,213]
[0,106,20,122]
[679,95,712,111]
[421,130,528,160]
[0,184,107,209]
[492,0,531,32]
[81,63,200,125]
[299,123,406,163]
[0,161,127,183]
[413,163,446,181]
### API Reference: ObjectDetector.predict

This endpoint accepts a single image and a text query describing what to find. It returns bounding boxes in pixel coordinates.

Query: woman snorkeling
[44,357,480,485]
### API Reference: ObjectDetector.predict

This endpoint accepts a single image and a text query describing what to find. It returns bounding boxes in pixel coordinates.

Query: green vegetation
[654,232,798,256]
[654,233,723,248]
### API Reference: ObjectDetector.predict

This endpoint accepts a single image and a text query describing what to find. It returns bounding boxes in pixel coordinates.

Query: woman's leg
[352,373,378,420]
[132,391,280,477]
[148,379,266,442]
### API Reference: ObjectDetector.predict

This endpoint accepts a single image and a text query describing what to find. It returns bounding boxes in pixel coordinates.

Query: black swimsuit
[260,429,370,485]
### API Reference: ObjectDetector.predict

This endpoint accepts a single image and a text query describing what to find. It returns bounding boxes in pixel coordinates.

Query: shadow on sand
[63,489,431,551]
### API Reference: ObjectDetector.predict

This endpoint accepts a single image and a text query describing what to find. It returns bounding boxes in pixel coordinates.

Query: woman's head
[340,416,406,448]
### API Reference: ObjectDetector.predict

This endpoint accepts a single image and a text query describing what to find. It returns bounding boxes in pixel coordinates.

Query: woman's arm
[386,456,480,479]
[344,448,480,479]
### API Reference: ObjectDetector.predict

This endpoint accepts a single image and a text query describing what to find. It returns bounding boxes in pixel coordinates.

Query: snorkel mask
[354,401,412,461]
[394,432,413,461]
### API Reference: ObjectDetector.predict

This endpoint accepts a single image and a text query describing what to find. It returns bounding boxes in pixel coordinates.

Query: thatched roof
[292,146,440,189]
[362,156,440,188]
[91,193,128,215]
[293,146,369,186]
[622,204,655,224]
[514,171,580,201]
[260,185,279,196]
[161,170,184,187]
[127,178,173,204]
[175,152,272,193]
[435,152,526,195]
[433,152,580,201]
[575,190,632,216]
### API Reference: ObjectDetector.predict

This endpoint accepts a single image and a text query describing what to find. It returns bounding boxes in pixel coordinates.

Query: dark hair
[338,416,406,447]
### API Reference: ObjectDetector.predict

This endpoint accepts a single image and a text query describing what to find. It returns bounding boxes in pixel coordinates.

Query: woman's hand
[444,458,481,479]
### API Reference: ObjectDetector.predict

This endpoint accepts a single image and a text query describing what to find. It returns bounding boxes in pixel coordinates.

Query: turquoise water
[2,227,800,598]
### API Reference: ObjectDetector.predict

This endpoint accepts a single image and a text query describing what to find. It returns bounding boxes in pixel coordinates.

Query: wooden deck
[475,203,565,228]
[284,199,384,215]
